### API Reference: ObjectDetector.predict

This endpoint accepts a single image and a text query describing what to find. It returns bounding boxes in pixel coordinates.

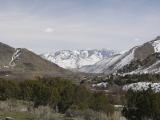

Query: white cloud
[134,38,141,42]
[44,27,55,33]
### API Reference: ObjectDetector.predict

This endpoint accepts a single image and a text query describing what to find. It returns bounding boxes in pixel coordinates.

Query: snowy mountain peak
[41,49,117,69]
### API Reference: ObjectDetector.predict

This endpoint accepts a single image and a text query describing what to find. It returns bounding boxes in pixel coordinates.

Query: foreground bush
[122,89,160,120]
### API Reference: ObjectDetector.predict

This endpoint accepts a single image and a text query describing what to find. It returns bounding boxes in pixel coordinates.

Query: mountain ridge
[0,42,71,80]
[79,36,160,74]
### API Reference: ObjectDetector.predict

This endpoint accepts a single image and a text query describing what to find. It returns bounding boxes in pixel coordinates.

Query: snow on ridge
[42,49,116,69]
[141,61,160,74]
[80,47,136,74]
[152,39,160,53]
[9,48,21,67]
[114,47,136,70]
[123,82,160,93]
[79,54,121,73]
[126,60,160,75]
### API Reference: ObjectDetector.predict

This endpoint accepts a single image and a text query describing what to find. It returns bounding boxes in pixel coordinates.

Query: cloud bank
[0,0,160,53]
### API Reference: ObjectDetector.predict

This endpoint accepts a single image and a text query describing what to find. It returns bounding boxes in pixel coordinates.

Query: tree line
[123,88,160,120]
[0,77,114,114]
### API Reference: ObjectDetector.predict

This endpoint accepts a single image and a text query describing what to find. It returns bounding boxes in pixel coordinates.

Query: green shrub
[90,92,114,114]
[122,89,160,120]
[0,78,113,114]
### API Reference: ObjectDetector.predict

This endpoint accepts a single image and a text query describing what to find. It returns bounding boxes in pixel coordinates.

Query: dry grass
[0,99,33,112]
[65,109,126,120]
[32,106,64,120]
[0,99,126,120]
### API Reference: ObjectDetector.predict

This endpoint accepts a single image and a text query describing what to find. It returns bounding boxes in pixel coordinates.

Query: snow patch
[127,61,160,75]
[9,48,21,67]
[4,66,9,68]
[123,82,160,93]
[92,82,108,88]
[152,39,160,53]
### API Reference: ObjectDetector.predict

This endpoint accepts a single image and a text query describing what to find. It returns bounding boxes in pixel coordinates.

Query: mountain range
[0,36,160,79]
[41,36,160,75]
[41,49,116,69]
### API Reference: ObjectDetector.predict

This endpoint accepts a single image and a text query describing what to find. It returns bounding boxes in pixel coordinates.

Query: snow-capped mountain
[80,47,136,74]
[41,49,116,69]
[79,36,160,74]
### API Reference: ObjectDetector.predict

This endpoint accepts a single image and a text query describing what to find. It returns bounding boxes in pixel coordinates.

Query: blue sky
[0,0,160,53]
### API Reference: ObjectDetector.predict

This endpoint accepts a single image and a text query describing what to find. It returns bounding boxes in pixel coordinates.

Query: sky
[0,0,160,53]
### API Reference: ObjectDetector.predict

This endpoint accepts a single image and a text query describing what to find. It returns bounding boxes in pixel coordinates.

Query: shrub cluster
[0,78,114,114]
[122,88,160,120]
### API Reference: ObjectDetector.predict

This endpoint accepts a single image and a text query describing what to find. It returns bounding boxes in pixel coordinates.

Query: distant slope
[41,49,116,69]
[79,47,136,74]
[79,54,121,73]
[124,53,160,74]
[13,48,65,72]
[0,42,15,66]
[79,36,160,74]
[0,42,70,79]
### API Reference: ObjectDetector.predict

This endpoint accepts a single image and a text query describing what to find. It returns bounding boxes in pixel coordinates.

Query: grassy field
[0,111,75,120]
[0,111,32,120]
